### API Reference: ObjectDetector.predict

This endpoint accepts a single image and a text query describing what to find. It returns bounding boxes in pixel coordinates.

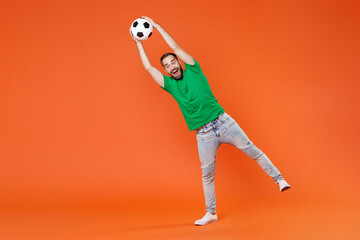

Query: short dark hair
[160,53,178,66]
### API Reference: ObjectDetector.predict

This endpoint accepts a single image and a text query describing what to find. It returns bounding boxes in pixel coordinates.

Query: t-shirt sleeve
[161,75,172,93]
[184,59,202,73]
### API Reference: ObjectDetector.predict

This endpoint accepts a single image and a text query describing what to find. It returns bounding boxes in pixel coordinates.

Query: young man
[130,16,291,226]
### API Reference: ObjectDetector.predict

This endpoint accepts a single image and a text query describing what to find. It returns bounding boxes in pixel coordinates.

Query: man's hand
[129,28,141,44]
[141,16,157,27]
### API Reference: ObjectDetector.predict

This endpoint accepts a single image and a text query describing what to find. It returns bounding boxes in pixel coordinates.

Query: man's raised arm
[130,29,164,88]
[143,16,195,66]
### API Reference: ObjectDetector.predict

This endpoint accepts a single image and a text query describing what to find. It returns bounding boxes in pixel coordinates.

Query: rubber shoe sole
[195,218,218,226]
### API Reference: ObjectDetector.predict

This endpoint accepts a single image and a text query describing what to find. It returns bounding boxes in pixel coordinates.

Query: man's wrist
[152,22,160,29]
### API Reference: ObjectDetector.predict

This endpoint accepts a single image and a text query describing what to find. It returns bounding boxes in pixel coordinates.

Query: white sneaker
[278,179,291,192]
[194,212,218,226]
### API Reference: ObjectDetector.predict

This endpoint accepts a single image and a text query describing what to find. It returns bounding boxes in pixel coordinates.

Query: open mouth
[172,69,180,77]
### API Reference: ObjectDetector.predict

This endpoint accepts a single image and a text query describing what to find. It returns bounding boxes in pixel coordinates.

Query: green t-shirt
[161,59,225,131]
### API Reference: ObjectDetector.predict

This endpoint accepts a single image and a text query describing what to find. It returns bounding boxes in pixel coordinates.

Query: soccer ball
[130,18,153,41]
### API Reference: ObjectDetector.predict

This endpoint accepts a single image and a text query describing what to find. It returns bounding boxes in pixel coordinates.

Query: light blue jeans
[196,113,284,213]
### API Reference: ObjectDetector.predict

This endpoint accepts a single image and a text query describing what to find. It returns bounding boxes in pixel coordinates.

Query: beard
[171,67,184,80]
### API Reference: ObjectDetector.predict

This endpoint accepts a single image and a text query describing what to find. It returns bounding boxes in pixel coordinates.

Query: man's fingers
[129,28,140,43]
[141,16,154,25]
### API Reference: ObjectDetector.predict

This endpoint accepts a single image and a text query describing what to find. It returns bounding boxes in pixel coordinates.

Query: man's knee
[201,161,216,183]
[240,141,263,160]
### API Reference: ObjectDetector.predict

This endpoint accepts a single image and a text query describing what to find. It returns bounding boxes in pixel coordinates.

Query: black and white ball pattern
[130,18,153,41]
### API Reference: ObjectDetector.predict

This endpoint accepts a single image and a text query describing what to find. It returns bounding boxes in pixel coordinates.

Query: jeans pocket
[220,115,236,135]
[196,130,213,142]
[219,112,229,123]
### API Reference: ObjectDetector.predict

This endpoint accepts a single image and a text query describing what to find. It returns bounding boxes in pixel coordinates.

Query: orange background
[1,0,360,239]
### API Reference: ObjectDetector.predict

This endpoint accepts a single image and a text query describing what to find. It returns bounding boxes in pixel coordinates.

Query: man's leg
[195,129,220,225]
[196,131,220,213]
[220,114,284,183]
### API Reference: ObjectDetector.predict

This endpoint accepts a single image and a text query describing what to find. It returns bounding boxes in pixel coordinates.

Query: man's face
[162,55,184,80]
